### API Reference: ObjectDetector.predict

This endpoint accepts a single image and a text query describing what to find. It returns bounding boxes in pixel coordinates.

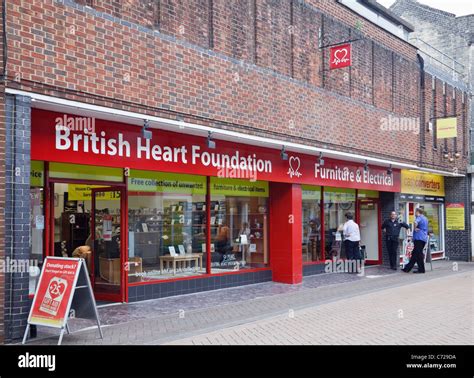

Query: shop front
[301,187,382,266]
[30,108,401,302]
[399,170,446,260]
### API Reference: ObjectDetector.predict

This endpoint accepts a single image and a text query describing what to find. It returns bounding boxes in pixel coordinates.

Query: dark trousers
[403,240,426,273]
[344,240,361,260]
[344,240,361,273]
[385,238,399,269]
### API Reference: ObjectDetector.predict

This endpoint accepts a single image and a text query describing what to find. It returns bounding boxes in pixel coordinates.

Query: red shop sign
[31,109,401,192]
[28,257,80,328]
[329,43,351,70]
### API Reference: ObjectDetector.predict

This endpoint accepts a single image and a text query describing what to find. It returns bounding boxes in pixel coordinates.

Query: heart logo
[287,156,302,178]
[48,278,67,300]
[289,156,300,173]
[334,48,348,62]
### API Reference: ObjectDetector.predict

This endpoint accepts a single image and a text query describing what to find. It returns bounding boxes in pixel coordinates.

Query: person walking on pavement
[342,212,361,273]
[402,208,429,274]
[382,211,409,270]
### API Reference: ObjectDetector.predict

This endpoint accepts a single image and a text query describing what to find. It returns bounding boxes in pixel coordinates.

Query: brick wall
[444,176,472,261]
[5,0,440,167]
[391,0,472,80]
[212,0,256,63]
[4,95,31,342]
[77,0,419,61]
[0,0,5,344]
[420,73,470,172]
[314,0,417,60]
[0,89,4,344]
[390,0,474,167]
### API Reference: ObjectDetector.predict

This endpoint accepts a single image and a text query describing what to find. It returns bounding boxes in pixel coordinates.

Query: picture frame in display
[168,246,177,256]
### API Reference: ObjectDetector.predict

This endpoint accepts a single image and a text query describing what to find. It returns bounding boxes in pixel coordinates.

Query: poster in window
[102,214,113,241]
[446,203,465,230]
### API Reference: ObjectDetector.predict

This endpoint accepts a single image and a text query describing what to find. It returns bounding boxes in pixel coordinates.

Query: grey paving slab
[167,271,474,345]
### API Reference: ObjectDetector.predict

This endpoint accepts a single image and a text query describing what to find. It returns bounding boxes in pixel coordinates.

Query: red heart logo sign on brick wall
[329,43,352,70]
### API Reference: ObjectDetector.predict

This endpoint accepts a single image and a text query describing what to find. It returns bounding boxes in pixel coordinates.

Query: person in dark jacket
[382,211,409,270]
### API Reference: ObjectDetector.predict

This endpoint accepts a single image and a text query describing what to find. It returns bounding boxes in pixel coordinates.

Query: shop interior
[49,178,270,285]
[52,183,123,295]
[302,187,381,263]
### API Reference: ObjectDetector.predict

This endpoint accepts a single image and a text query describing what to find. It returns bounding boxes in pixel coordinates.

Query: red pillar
[269,182,302,284]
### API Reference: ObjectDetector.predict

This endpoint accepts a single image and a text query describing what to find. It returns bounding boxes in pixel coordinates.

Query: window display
[210,178,269,272]
[128,170,207,282]
[302,185,322,262]
[421,203,443,253]
[323,187,356,259]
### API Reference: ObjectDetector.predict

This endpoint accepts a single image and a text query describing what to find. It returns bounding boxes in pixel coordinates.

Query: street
[167,268,473,345]
[26,261,474,346]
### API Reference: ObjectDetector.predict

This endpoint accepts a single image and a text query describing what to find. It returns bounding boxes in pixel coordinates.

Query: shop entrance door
[91,187,126,302]
[358,199,381,264]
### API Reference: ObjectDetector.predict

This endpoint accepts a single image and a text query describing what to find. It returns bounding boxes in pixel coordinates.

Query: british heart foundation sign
[329,43,351,70]
[29,258,80,328]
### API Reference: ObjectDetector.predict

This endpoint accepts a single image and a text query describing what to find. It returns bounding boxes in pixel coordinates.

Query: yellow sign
[446,203,465,231]
[31,161,44,187]
[210,178,268,197]
[68,185,118,201]
[302,185,321,201]
[358,190,379,199]
[49,163,123,182]
[401,171,445,197]
[324,187,356,202]
[129,170,206,195]
[436,117,457,139]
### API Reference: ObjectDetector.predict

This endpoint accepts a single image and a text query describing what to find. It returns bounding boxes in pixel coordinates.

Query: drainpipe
[417,53,425,167]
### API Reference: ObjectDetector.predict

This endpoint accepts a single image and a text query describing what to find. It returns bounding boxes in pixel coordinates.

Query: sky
[377,0,473,16]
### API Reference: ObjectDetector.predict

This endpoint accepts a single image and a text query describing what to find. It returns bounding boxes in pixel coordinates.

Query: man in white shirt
[342,212,361,263]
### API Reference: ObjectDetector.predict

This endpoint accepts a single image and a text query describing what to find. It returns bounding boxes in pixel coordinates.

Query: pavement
[22,261,474,345]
